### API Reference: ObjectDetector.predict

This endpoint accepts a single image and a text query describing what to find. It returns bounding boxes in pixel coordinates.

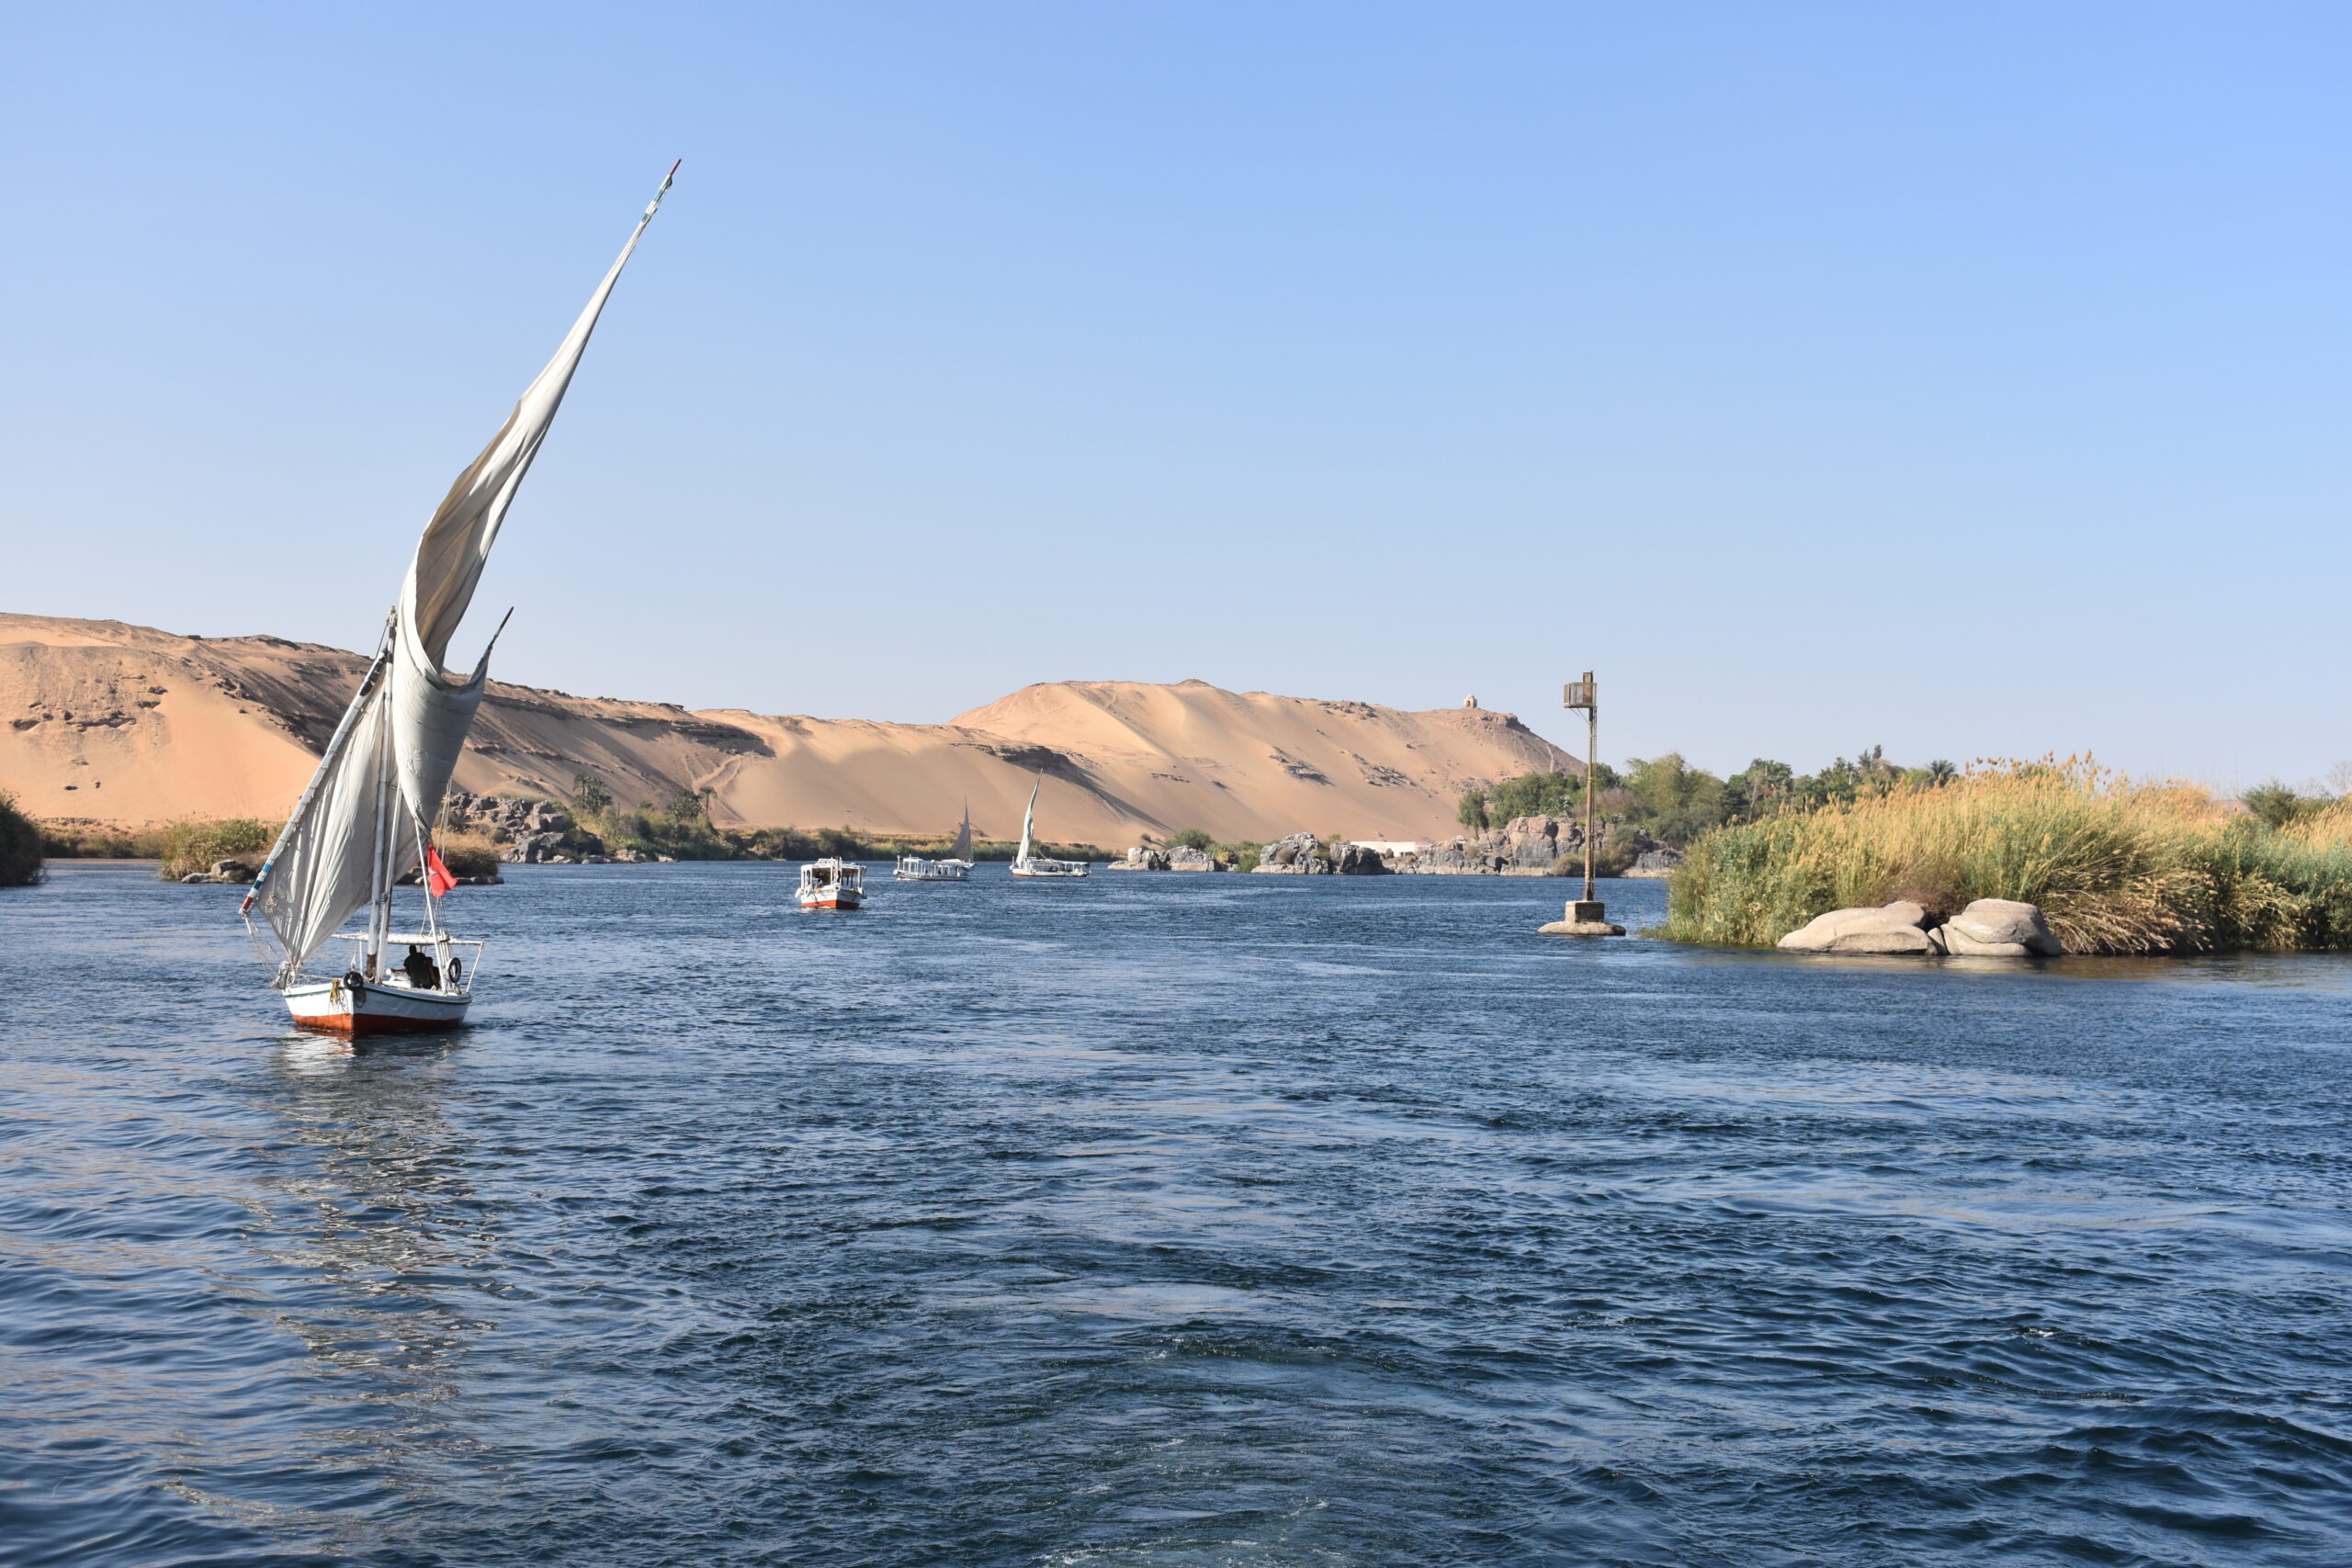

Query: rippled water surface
[6,863,2352,1566]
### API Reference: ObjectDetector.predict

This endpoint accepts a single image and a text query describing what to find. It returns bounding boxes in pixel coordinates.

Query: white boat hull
[282,975,471,1036]
[895,858,971,881]
[1011,861,1090,878]
[798,858,865,908]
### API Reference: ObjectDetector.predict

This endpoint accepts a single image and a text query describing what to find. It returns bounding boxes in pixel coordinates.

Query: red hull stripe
[293,1012,467,1037]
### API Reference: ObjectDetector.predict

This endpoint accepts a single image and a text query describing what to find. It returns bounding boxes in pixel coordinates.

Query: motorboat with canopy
[1009,775,1090,878]
[241,165,677,1034]
[798,859,865,908]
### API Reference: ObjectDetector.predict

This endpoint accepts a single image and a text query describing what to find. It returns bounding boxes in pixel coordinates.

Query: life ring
[342,969,368,1005]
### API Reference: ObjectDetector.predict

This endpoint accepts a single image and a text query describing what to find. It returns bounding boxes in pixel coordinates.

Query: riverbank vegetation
[40,822,171,858]
[1462,747,1959,849]
[157,818,275,881]
[1663,759,2352,953]
[434,829,503,878]
[0,793,42,886]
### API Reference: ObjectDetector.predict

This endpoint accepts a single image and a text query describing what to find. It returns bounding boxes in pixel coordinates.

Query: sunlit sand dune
[1,614,1577,846]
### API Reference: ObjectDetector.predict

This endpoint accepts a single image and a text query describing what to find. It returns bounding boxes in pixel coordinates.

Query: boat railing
[324,931,484,993]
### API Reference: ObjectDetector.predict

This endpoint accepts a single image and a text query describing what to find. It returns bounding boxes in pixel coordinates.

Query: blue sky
[6,3,2346,786]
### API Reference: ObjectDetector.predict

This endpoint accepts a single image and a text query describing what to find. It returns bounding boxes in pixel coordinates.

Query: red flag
[425,845,458,897]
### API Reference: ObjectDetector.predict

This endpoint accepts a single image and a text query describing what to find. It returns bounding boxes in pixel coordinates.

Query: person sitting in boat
[401,944,439,990]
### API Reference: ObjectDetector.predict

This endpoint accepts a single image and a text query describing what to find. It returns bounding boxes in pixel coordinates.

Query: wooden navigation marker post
[1539,671,1625,937]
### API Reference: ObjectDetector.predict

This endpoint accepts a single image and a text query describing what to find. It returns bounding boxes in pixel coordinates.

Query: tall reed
[1664,760,2352,953]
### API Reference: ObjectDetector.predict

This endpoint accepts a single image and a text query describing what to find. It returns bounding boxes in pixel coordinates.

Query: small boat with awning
[896,802,975,881]
[1009,775,1089,879]
[798,859,865,909]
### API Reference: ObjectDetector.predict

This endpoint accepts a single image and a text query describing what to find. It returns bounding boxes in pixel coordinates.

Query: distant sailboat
[1009,775,1089,878]
[241,165,678,1034]
[896,801,974,881]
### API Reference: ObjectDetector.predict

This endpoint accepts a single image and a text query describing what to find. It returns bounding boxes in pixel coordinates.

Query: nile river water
[5,863,2350,1566]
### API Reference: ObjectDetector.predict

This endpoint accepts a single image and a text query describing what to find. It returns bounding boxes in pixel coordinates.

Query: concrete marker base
[1539,900,1624,937]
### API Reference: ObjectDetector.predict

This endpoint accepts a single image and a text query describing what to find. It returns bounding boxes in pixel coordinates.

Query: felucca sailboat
[241,166,677,1035]
[895,801,974,881]
[1009,775,1089,878]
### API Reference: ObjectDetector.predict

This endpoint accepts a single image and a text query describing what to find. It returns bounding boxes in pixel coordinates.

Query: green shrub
[2239,780,2317,830]
[1209,840,1261,872]
[1456,790,1489,832]
[0,794,41,886]
[570,773,615,818]
[158,818,276,881]
[1167,827,1214,852]
[1664,760,2352,953]
[1550,827,1642,878]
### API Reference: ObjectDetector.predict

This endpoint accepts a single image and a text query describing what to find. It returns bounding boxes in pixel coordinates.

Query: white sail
[390,164,673,831]
[950,802,972,863]
[402,164,677,669]
[247,167,675,984]
[390,610,501,837]
[250,660,414,983]
[1016,778,1039,864]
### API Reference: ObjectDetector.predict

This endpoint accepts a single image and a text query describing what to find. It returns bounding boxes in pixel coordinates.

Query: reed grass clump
[0,793,42,886]
[434,829,503,878]
[1663,760,2352,954]
[158,818,276,881]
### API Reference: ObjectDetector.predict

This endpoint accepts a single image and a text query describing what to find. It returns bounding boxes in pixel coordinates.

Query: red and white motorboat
[798,859,865,909]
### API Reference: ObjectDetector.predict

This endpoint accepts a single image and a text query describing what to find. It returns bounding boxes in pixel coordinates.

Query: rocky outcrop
[1628,847,1684,878]
[1253,832,1335,874]
[1393,816,1579,874]
[179,857,255,885]
[1109,842,1222,872]
[1250,833,1390,874]
[1941,898,2062,956]
[1776,897,2063,958]
[1385,816,1668,876]
[443,791,569,840]
[440,791,607,864]
[1776,900,1939,954]
[503,828,607,864]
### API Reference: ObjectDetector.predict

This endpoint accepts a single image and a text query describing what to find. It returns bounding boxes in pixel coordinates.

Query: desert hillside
[0,613,1577,847]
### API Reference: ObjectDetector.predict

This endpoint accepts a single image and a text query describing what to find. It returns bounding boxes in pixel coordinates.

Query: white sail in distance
[1015,778,1039,864]
[249,166,677,982]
